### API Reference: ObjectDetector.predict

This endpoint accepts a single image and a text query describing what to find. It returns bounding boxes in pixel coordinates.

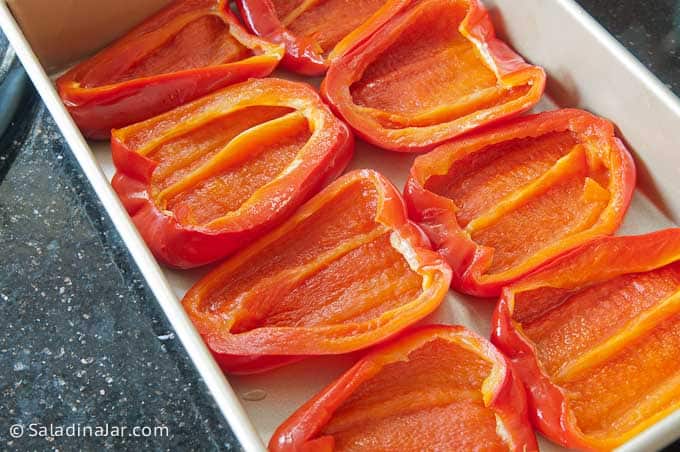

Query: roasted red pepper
[182,170,452,374]
[57,0,284,139]
[404,109,635,297]
[492,229,680,450]
[111,78,353,269]
[270,325,538,451]
[237,0,397,75]
[321,0,546,152]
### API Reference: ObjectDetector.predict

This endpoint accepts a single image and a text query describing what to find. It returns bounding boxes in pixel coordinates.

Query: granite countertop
[1,1,679,451]
[0,35,237,452]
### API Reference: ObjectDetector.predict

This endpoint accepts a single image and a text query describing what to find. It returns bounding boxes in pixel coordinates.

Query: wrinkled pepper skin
[237,0,398,75]
[270,325,538,452]
[321,0,546,152]
[57,0,284,139]
[111,78,353,269]
[492,229,680,450]
[182,170,452,374]
[404,109,636,297]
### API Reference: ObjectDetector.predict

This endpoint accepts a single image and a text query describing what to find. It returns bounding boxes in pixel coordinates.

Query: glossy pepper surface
[182,170,452,374]
[404,109,636,297]
[270,325,538,451]
[492,229,680,450]
[111,78,353,269]
[57,0,284,139]
[237,0,395,75]
[321,0,546,152]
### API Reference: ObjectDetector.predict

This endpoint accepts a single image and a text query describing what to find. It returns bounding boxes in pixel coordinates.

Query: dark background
[1,1,678,450]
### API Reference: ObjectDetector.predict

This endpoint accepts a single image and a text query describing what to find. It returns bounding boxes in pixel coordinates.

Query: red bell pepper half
[270,325,538,451]
[182,170,452,374]
[404,109,636,297]
[236,0,399,75]
[321,0,546,152]
[492,229,680,450]
[111,78,353,269]
[57,0,284,139]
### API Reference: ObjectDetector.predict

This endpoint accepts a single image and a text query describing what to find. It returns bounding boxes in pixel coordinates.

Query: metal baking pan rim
[2,0,680,450]
[0,2,267,451]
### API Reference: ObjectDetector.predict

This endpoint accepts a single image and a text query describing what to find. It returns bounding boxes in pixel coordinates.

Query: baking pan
[2,0,679,450]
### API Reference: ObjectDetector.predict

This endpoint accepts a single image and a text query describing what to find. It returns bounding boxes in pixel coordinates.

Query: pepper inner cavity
[349,0,531,128]
[319,338,506,451]
[273,0,386,57]
[201,180,424,332]
[425,131,612,275]
[144,106,309,227]
[82,14,253,87]
[514,263,680,438]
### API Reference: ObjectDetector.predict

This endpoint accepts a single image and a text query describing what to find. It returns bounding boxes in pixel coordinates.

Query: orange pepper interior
[513,262,680,440]
[80,13,252,88]
[350,0,531,128]
[197,178,423,332]
[124,106,310,229]
[272,0,386,56]
[320,337,505,451]
[425,130,611,275]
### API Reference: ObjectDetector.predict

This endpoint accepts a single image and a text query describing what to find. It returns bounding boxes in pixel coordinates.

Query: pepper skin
[182,170,452,374]
[236,0,398,75]
[321,0,546,152]
[404,109,636,297]
[57,0,284,139]
[492,229,680,450]
[269,325,538,451]
[111,78,353,269]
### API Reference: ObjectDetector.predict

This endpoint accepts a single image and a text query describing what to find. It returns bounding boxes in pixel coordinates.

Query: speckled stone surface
[1,2,679,451]
[0,35,239,451]
[577,0,680,95]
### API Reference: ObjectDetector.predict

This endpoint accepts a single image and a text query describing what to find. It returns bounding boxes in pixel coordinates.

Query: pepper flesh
[111,78,353,269]
[269,325,538,451]
[182,170,452,374]
[404,109,636,297]
[237,0,398,75]
[57,0,284,139]
[492,229,680,450]
[321,0,546,152]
